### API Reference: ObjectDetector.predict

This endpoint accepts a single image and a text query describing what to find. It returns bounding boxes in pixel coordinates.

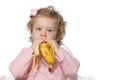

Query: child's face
[31,16,58,42]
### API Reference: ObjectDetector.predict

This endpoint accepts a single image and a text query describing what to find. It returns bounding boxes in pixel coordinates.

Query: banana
[29,42,55,73]
[39,42,55,72]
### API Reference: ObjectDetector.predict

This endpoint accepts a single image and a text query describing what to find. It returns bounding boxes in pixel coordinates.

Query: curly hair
[27,6,66,45]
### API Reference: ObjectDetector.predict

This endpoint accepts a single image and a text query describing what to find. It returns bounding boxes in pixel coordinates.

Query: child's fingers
[46,39,59,55]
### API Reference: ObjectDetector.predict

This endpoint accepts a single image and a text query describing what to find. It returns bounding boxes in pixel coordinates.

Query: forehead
[34,15,58,26]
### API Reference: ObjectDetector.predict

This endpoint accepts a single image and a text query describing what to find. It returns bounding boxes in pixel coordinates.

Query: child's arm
[56,47,80,76]
[9,47,33,78]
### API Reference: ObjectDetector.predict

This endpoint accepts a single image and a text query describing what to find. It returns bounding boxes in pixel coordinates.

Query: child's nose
[40,31,47,37]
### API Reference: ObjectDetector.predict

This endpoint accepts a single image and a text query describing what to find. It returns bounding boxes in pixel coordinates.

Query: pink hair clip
[31,9,38,16]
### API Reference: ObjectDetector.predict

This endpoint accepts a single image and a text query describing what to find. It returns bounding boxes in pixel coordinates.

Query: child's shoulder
[59,46,66,51]
[21,47,32,53]
[60,44,69,52]
[60,44,73,56]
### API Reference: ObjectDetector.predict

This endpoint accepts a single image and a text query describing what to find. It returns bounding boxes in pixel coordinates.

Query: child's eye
[48,29,53,32]
[36,28,41,31]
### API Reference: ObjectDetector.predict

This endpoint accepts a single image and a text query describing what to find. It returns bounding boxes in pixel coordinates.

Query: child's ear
[29,36,33,42]
[56,35,60,41]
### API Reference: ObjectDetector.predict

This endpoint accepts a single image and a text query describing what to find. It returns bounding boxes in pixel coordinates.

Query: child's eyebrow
[48,27,57,30]
[33,25,42,27]
[48,26,54,28]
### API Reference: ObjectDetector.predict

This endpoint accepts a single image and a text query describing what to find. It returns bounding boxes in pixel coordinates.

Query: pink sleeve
[56,47,80,76]
[9,47,33,78]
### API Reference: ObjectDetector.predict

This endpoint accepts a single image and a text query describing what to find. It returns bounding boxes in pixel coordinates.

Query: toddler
[9,6,80,80]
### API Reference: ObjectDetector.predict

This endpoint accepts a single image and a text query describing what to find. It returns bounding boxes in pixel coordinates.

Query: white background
[0,0,120,80]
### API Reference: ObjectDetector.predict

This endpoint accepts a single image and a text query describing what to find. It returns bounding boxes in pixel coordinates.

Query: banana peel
[29,44,41,74]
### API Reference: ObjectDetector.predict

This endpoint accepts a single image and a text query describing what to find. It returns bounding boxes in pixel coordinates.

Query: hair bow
[31,9,38,16]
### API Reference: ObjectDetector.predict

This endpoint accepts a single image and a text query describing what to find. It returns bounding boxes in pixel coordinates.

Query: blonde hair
[27,6,66,45]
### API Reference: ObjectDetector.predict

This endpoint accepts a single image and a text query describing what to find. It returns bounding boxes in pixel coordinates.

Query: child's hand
[46,39,59,56]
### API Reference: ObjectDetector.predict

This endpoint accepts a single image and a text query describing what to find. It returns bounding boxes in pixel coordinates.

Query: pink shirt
[9,47,80,80]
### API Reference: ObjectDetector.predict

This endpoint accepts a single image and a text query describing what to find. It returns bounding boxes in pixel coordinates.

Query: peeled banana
[29,42,55,74]
[39,42,55,72]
